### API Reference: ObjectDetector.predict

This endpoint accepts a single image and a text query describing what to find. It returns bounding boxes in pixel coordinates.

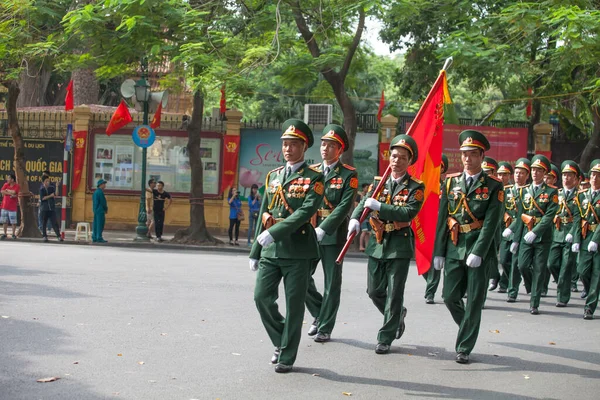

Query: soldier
[574,159,600,315]
[423,153,449,304]
[540,163,560,296]
[305,125,358,343]
[496,162,514,295]
[580,173,591,191]
[249,119,324,373]
[481,157,505,294]
[433,130,504,364]
[544,164,559,187]
[547,161,582,307]
[348,134,424,354]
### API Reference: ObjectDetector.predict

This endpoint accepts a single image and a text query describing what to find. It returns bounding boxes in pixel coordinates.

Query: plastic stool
[75,222,91,241]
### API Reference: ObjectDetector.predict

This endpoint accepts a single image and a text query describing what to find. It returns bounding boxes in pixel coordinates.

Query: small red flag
[526,87,533,118]
[65,80,74,111]
[377,90,385,122]
[151,101,162,129]
[220,84,226,115]
[106,100,132,136]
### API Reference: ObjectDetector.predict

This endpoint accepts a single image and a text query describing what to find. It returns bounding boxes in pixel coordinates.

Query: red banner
[72,130,87,190]
[378,142,390,176]
[221,135,240,193]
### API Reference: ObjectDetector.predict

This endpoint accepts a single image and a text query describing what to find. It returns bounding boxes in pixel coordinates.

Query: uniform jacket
[573,188,600,247]
[552,187,581,244]
[93,188,108,214]
[513,182,559,244]
[503,185,520,243]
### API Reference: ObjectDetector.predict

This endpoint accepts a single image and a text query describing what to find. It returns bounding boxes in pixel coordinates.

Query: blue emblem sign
[132,125,156,148]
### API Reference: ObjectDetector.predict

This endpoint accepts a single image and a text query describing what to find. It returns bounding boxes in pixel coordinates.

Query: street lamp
[134,73,151,241]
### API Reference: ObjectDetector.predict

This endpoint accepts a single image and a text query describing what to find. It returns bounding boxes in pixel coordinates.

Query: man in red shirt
[1,174,20,239]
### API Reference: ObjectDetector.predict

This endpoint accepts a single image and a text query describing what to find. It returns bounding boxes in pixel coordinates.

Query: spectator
[153,180,171,242]
[39,176,63,242]
[357,183,371,252]
[146,179,156,238]
[227,187,242,246]
[1,174,19,240]
[92,179,108,243]
[247,184,260,245]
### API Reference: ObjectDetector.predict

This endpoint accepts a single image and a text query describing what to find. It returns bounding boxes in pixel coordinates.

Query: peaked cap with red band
[497,161,514,175]
[390,134,418,165]
[482,156,499,174]
[531,154,551,172]
[515,157,531,173]
[281,118,314,148]
[441,154,449,174]
[458,130,490,152]
[547,164,559,179]
[321,124,349,151]
[560,160,581,177]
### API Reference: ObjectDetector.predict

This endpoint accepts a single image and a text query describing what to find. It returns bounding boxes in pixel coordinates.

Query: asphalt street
[1,241,599,400]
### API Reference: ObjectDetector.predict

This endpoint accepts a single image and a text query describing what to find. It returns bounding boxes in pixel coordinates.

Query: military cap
[321,124,348,151]
[281,118,314,148]
[458,130,490,152]
[590,159,600,174]
[530,154,551,172]
[390,134,418,165]
[560,160,581,177]
[481,157,499,174]
[97,179,107,187]
[547,164,559,179]
[441,154,449,174]
[497,162,514,175]
[515,157,531,172]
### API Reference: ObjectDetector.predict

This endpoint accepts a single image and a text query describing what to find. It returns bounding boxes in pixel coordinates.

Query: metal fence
[0,111,69,139]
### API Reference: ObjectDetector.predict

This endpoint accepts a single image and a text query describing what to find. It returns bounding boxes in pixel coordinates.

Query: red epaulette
[488,174,502,183]
[342,163,356,171]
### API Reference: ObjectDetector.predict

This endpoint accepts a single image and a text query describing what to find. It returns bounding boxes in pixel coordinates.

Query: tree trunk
[580,104,600,171]
[16,65,51,107]
[172,90,219,245]
[72,68,99,106]
[5,80,41,238]
[326,75,357,166]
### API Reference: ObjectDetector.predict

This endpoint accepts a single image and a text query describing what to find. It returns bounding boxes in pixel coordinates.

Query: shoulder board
[487,175,502,183]
[447,172,461,178]
[578,189,588,194]
[522,183,531,188]
[410,176,423,184]
[341,163,356,171]
[310,163,321,169]
[547,184,558,189]
[504,184,514,189]
[271,166,284,173]
[374,176,383,181]
[308,166,321,173]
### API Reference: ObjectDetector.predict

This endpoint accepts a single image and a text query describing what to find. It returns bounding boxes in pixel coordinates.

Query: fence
[0,110,69,139]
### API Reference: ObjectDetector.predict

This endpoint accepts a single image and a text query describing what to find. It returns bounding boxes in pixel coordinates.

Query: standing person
[305,125,358,343]
[496,162,515,295]
[146,179,156,239]
[481,157,505,294]
[509,155,558,315]
[0,174,20,240]
[433,130,503,364]
[249,119,323,373]
[423,153,449,304]
[577,160,600,319]
[547,161,582,307]
[247,184,260,245]
[357,183,372,251]
[544,164,559,186]
[153,181,171,242]
[348,134,425,354]
[227,187,242,245]
[39,176,63,242]
[38,170,53,233]
[92,179,108,243]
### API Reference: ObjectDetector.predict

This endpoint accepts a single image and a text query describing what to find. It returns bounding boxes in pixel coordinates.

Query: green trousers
[584,251,600,314]
[504,242,523,300]
[442,258,487,355]
[367,257,410,346]
[518,242,551,308]
[548,241,576,304]
[92,212,105,242]
[578,249,595,294]
[423,267,441,300]
[254,257,310,366]
[305,244,343,335]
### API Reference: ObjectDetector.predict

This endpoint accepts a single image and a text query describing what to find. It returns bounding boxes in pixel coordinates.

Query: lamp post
[134,70,151,241]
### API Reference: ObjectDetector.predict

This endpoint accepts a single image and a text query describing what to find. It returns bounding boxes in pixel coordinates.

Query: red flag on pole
[65,80,74,111]
[526,87,533,118]
[220,84,226,115]
[407,70,452,275]
[376,90,385,122]
[106,100,133,136]
[151,101,162,129]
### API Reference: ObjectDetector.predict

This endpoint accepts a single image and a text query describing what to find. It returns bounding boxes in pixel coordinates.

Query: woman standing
[228,187,242,245]
[247,184,261,245]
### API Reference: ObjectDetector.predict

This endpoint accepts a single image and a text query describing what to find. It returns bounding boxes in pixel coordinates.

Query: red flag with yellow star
[407,70,452,275]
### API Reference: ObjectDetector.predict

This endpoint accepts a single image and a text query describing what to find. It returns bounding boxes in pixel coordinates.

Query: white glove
[315,227,326,242]
[249,258,258,271]
[571,243,580,253]
[588,241,598,253]
[433,256,445,271]
[364,198,381,211]
[502,228,513,239]
[524,231,537,244]
[510,242,519,254]
[565,233,573,243]
[347,219,360,240]
[466,254,482,268]
[257,230,274,247]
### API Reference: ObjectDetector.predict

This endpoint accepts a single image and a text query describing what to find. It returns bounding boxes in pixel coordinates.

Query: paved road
[1,242,599,400]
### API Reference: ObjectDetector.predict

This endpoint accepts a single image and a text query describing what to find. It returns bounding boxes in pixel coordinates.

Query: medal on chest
[393,189,409,205]
[287,178,310,198]
[330,177,342,190]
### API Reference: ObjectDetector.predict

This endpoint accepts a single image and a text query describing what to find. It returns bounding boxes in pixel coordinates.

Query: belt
[458,220,483,233]
[317,209,332,217]
[560,216,573,224]
[384,222,410,232]
[591,224,598,233]
[274,218,285,224]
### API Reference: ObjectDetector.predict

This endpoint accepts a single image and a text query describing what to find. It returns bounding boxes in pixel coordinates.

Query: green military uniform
[541,164,561,295]
[423,153,449,304]
[250,119,324,372]
[434,130,504,363]
[575,160,600,319]
[497,162,515,295]
[351,135,424,352]
[305,125,358,340]
[92,179,108,243]
[512,155,559,314]
[547,161,582,306]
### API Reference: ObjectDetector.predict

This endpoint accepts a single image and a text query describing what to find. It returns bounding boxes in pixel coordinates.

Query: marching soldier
[305,125,358,342]
[423,153,449,304]
[481,157,505,294]
[509,155,558,315]
[574,159,600,317]
[433,130,504,364]
[496,161,514,294]
[547,161,582,307]
[540,163,560,296]
[544,164,559,187]
[348,134,424,354]
[249,119,324,373]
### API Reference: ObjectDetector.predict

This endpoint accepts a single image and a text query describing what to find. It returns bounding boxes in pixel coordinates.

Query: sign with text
[0,138,64,185]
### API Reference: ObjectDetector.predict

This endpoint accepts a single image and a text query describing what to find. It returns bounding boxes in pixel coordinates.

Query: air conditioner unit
[304,104,333,125]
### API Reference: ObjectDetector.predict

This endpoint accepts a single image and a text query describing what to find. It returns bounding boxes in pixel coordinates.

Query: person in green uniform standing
[540,163,561,296]
[547,161,582,307]
[496,161,514,294]
[509,155,559,315]
[433,130,504,364]
[574,159,600,317]
[423,153,449,304]
[249,119,324,373]
[305,125,358,343]
[348,135,424,355]
[92,179,108,243]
